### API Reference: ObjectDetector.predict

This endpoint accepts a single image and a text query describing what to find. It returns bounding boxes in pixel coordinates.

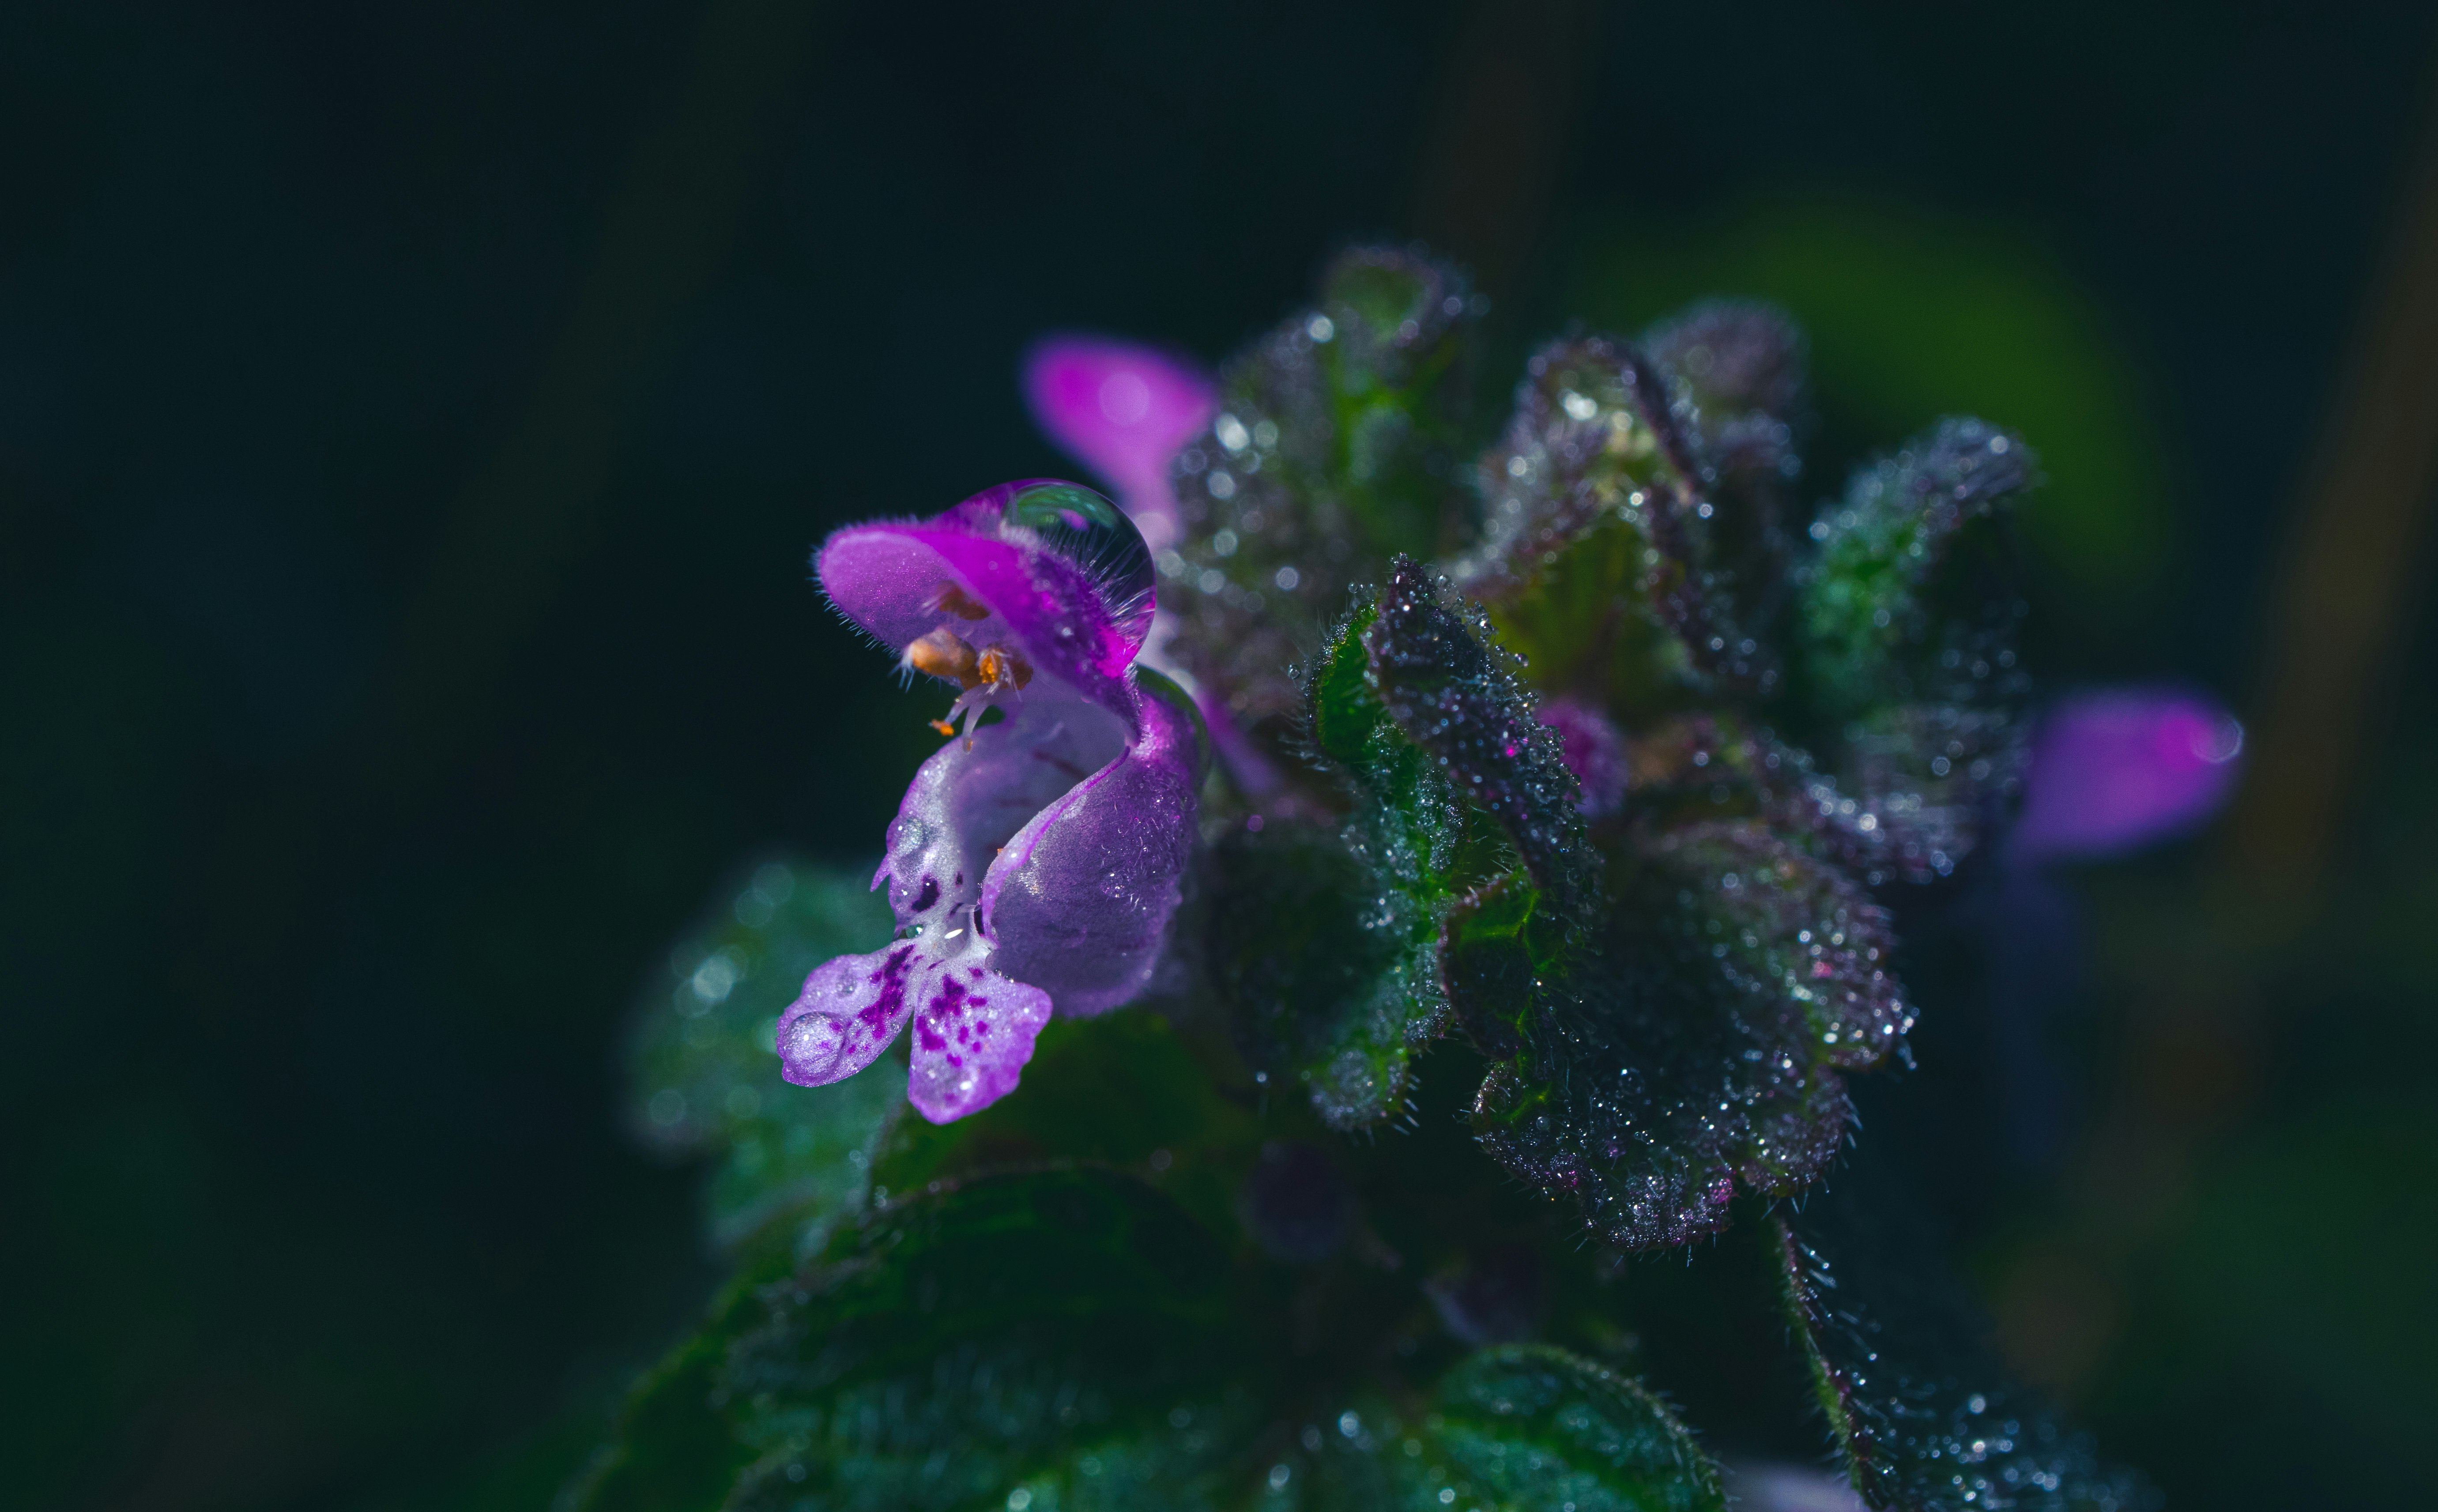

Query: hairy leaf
[1411,1345,1725,1512]
[571,1169,1248,1512]
[629,860,903,1262]
[1772,1161,2155,1512]
[1797,417,2035,720]
[1230,566,1598,1129]
[1641,301,1809,636]
[1470,820,1908,1250]
[1221,596,1476,1128]
[1211,819,1447,1130]
[1790,419,2034,879]
[1457,334,1768,709]
[1165,246,1481,732]
[1363,558,1593,921]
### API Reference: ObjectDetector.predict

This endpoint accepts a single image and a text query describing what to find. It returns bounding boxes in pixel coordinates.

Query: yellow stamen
[976,645,1033,690]
[929,718,957,736]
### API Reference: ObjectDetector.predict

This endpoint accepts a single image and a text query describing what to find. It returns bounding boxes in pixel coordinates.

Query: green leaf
[570,1168,1253,1512]
[1407,1345,1724,1512]
[1771,1161,2156,1512]
[870,1008,1259,1239]
[1789,418,2035,882]
[1362,558,1594,923]
[1210,821,1441,1131]
[1455,335,1768,709]
[1161,246,1481,733]
[629,860,902,1263]
[1470,819,1910,1251]
[1022,1345,1725,1512]
[1225,566,1595,1130]
[1796,417,2033,721]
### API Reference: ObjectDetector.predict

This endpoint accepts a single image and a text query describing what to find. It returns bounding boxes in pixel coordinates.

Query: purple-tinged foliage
[1162,247,1481,735]
[1472,820,1911,1250]
[1459,333,1773,705]
[778,481,1199,1124]
[1364,558,1593,918]
[599,244,2166,1512]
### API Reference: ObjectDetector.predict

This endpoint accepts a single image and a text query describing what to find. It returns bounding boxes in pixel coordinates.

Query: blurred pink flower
[1021,335,1215,548]
[2011,686,2244,864]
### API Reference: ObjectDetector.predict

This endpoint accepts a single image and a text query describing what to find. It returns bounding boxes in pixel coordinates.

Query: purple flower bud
[2010,686,2243,865]
[1022,336,1215,548]
[777,482,1202,1124]
[1537,698,1628,818]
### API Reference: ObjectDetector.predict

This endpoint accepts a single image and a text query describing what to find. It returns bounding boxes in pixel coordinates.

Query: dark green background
[4,2,2433,1507]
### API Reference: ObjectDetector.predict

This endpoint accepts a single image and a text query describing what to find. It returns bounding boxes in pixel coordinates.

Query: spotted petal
[776,938,1052,1125]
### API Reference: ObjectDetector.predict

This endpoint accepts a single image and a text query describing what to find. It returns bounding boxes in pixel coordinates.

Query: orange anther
[926,582,992,621]
[904,628,981,687]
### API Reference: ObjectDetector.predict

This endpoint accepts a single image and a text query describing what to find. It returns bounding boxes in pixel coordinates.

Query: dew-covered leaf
[1211,818,1447,1131]
[1456,335,1768,711]
[569,1168,1251,1512]
[1227,566,1597,1130]
[1792,418,2035,882]
[628,860,903,1263]
[1363,559,1593,921]
[1797,417,2034,720]
[1218,597,1474,1128]
[1831,702,2025,885]
[870,1008,1259,1237]
[1772,1161,2156,1512]
[1468,819,1908,1250]
[1641,301,1808,634]
[1164,247,1480,733]
[1404,1345,1725,1512]
[1622,701,2011,891]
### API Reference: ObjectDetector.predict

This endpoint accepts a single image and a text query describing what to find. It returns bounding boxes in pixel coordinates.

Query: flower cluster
[776,252,2239,1177]
[600,244,2224,1512]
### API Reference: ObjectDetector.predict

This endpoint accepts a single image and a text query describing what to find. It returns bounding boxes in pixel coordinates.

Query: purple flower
[1022,336,1215,547]
[2010,686,2244,865]
[776,481,1202,1124]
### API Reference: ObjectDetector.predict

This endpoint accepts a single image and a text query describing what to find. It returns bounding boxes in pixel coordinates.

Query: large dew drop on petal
[1000,482,1156,651]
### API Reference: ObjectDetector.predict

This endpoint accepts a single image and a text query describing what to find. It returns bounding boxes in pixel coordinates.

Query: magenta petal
[904,959,1053,1124]
[775,943,921,1088]
[817,481,1156,687]
[1022,336,1215,529]
[2011,687,2244,863]
[982,677,1199,1017]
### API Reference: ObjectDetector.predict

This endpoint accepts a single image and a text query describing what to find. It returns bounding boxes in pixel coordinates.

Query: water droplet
[1002,482,1154,642]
